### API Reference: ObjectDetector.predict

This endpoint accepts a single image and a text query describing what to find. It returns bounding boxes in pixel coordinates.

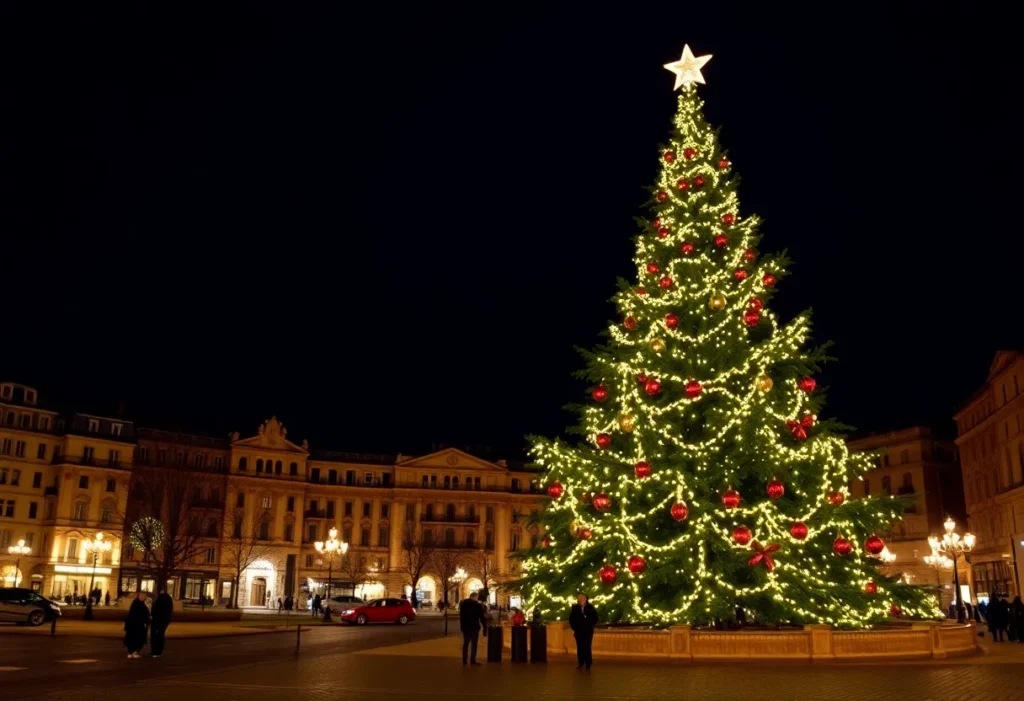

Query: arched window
[290,462,298,476]
[275,460,283,475]
[446,504,456,521]
[452,476,459,489]
[881,476,891,494]
[238,457,248,471]
[443,476,451,489]
[466,530,475,547]
[256,459,264,473]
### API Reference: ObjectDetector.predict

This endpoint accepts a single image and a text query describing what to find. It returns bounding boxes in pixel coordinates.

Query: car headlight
[342,609,355,615]
[50,604,61,611]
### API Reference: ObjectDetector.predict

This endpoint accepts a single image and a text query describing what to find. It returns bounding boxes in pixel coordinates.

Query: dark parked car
[0,588,62,626]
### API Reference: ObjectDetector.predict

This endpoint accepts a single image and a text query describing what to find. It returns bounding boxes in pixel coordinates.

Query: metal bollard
[529,625,547,663]
[487,626,503,662]
[510,626,528,663]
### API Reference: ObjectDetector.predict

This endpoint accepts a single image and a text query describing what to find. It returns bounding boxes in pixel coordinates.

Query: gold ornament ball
[709,293,727,311]
[650,337,666,353]
[617,413,637,432]
[756,375,774,392]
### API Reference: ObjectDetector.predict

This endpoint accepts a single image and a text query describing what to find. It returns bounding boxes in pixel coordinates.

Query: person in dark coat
[569,593,599,670]
[989,596,1008,642]
[1011,596,1024,643]
[150,588,173,658]
[311,594,322,617]
[458,592,488,665]
[123,591,150,658]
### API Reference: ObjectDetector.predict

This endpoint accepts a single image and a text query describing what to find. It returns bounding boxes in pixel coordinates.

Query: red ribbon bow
[747,541,781,571]
[786,420,808,440]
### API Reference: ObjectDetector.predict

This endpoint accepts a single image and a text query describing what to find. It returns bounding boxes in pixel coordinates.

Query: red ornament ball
[732,526,753,546]
[636,373,648,384]
[644,379,662,396]
[799,376,817,393]
[743,248,757,262]
[685,379,702,398]
[663,150,675,163]
[634,461,652,479]
[683,147,697,159]
[864,581,878,595]
[543,537,552,548]
[593,493,611,511]
[656,191,668,202]
[721,488,741,509]
[693,175,705,188]
[828,490,845,506]
[762,273,777,287]
[789,521,808,540]
[767,479,785,499]
[718,158,731,170]
[646,262,660,274]
[636,287,647,296]
[890,604,902,617]
[599,565,617,585]
[676,178,690,191]
[577,527,593,540]
[722,213,736,226]
[658,275,673,289]
[658,227,670,239]
[748,298,763,311]
[788,421,808,441]
[714,234,728,248]
[865,534,885,555]
[595,433,612,449]
[670,502,689,521]
[623,316,637,330]
[680,242,695,256]
[744,310,760,327]
[800,414,814,429]
[652,218,661,229]
[833,536,853,556]
[592,385,608,402]
[664,313,679,329]
[547,482,564,499]
[734,269,749,281]
[627,555,647,574]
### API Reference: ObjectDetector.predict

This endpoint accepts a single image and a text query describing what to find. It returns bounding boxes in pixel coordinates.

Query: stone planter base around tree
[504,620,977,662]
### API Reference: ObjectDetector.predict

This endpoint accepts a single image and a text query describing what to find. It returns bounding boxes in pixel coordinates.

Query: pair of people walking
[123,589,173,658]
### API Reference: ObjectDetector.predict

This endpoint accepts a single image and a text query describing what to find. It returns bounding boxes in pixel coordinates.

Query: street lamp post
[82,532,112,621]
[7,539,31,587]
[929,517,975,624]
[923,550,954,611]
[314,527,348,622]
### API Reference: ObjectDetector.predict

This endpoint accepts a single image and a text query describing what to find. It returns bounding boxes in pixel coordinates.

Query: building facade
[0,382,133,599]
[847,426,966,609]
[954,350,1024,601]
[1,381,547,608]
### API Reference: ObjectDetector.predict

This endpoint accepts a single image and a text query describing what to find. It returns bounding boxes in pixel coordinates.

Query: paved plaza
[3,619,1023,701]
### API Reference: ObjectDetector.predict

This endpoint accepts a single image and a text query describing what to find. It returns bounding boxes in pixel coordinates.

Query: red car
[340,597,416,625]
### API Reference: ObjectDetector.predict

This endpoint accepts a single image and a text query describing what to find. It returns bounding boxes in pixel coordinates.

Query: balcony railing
[420,515,480,524]
[397,481,546,495]
[304,509,328,519]
[308,476,394,488]
[53,455,129,469]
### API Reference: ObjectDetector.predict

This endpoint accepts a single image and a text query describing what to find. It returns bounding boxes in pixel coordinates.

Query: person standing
[123,591,150,659]
[1011,596,1024,643]
[150,588,173,658]
[569,593,598,670]
[458,591,488,665]
[311,593,322,617]
[990,596,1008,642]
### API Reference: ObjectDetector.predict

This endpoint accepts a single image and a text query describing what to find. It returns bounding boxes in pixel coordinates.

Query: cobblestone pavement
[11,633,1024,701]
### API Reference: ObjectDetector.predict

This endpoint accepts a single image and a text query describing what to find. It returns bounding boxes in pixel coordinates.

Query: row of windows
[0,384,37,403]
[136,446,226,469]
[0,528,34,549]
[302,499,390,520]
[1,410,52,431]
[862,472,914,496]
[303,523,391,547]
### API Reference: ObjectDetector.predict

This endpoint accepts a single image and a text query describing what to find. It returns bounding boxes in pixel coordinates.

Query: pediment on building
[232,416,309,454]
[988,351,1022,381]
[397,447,506,472]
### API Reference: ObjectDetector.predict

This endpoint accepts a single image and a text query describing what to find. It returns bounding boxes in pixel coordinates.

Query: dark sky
[2,4,1021,457]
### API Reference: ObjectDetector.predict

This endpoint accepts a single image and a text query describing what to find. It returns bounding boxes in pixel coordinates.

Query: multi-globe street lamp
[7,539,31,586]
[82,532,112,621]
[928,517,975,623]
[923,550,954,610]
[314,527,348,621]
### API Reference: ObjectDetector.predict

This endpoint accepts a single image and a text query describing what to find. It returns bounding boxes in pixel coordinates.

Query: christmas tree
[519,47,940,628]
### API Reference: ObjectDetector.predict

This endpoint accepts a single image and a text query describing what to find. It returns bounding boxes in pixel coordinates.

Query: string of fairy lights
[519,48,941,628]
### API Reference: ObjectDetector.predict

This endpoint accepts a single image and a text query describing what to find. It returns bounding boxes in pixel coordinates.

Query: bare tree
[468,550,496,606]
[221,505,274,608]
[336,552,370,598]
[125,465,226,592]
[431,547,466,636]
[399,521,435,608]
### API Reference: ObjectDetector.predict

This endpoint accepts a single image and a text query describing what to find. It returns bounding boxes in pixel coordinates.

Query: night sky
[2,4,1021,458]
